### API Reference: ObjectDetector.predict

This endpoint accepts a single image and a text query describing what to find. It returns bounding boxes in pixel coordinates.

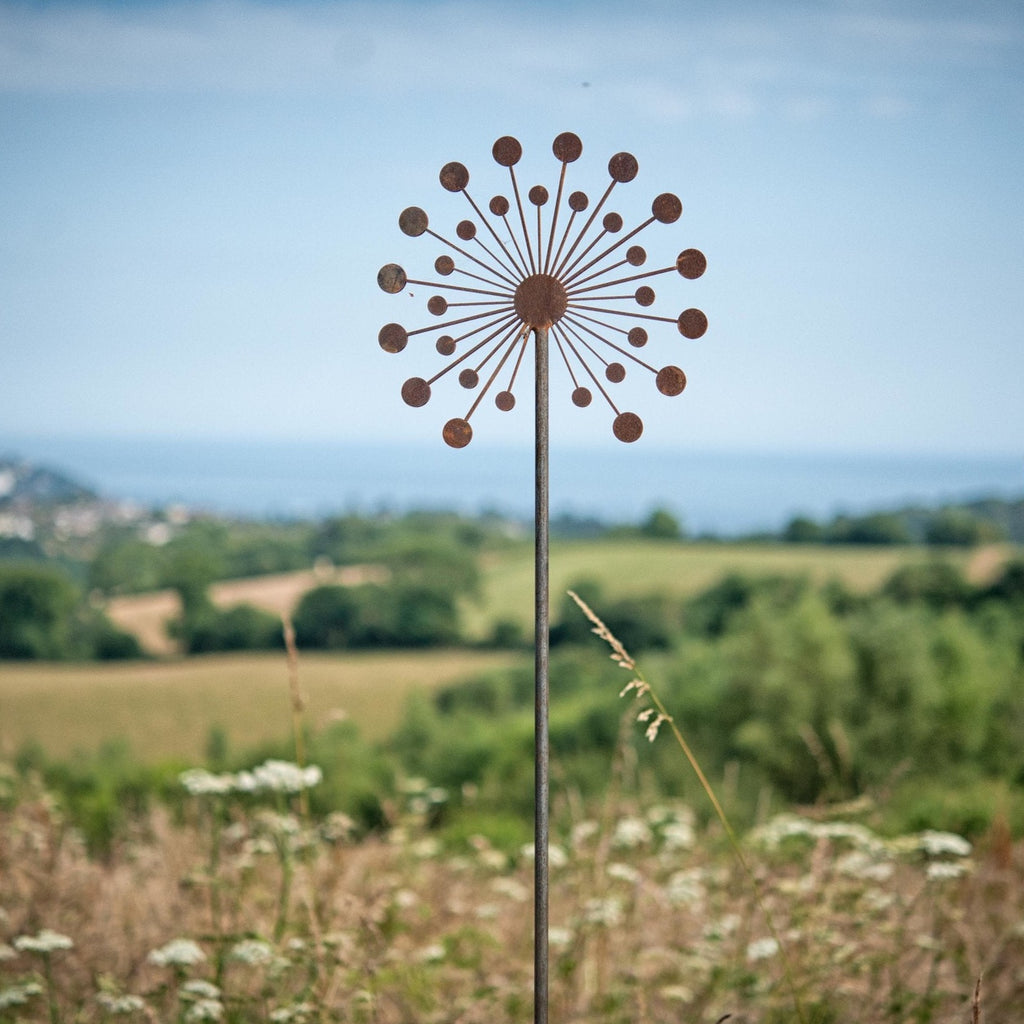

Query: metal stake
[534,324,550,1024]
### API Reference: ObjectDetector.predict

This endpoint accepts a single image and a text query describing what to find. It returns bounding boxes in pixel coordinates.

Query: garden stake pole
[376,132,707,1024]
[534,323,550,1024]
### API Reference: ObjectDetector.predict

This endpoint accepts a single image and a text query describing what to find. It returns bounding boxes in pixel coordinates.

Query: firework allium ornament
[377,133,707,447]
[375,133,706,1024]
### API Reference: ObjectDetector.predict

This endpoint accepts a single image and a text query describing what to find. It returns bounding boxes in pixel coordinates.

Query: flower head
[378,133,706,447]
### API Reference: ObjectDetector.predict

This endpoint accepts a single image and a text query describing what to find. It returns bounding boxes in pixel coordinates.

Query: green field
[464,539,995,638]
[0,649,523,764]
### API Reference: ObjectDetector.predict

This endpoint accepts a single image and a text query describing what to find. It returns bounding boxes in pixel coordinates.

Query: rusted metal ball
[652,193,682,223]
[496,391,516,411]
[608,152,639,183]
[399,206,428,237]
[677,308,708,339]
[552,132,583,162]
[489,195,510,216]
[656,365,687,396]
[676,248,707,280]
[492,136,522,167]
[628,326,648,347]
[572,387,593,408]
[568,190,589,212]
[459,368,479,389]
[606,362,626,383]
[378,323,408,353]
[443,417,473,448]
[613,412,643,443]
[603,212,623,232]
[436,335,456,355]
[439,161,469,192]
[401,377,431,407]
[377,264,407,294]
[635,286,655,307]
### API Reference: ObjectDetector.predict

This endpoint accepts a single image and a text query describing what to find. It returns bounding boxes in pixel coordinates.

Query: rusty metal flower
[377,133,707,448]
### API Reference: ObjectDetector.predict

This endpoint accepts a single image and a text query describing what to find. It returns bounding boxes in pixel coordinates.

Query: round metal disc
[677,308,708,339]
[652,193,682,223]
[492,136,522,167]
[435,255,455,276]
[627,326,648,347]
[656,366,687,396]
[626,245,646,266]
[568,190,589,212]
[378,323,408,353]
[459,368,479,389]
[608,152,639,183]
[514,273,568,328]
[613,412,643,443]
[603,212,623,232]
[552,132,583,162]
[572,387,593,408]
[456,220,477,240]
[496,391,516,411]
[399,206,429,237]
[377,263,407,294]
[443,418,473,448]
[439,161,470,192]
[606,362,626,383]
[529,185,549,206]
[676,248,707,280]
[490,195,510,216]
[428,295,448,316]
[436,335,456,355]
[635,286,655,307]
[401,377,431,407]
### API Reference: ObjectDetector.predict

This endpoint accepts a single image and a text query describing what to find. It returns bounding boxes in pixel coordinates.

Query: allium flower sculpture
[375,132,706,1024]
[377,132,707,447]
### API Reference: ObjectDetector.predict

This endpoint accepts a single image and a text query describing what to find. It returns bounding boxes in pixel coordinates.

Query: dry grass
[1,789,1021,1023]
[0,650,523,763]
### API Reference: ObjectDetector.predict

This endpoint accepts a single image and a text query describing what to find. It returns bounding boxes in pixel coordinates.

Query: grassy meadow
[0,650,522,764]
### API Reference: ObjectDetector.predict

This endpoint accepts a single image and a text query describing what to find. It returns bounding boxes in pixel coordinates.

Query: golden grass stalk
[567,589,809,1024]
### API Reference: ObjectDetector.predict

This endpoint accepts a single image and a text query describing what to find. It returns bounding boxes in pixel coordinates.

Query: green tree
[0,564,79,658]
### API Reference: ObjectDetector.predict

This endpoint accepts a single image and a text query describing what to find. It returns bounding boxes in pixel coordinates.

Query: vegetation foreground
[2,753,1022,1023]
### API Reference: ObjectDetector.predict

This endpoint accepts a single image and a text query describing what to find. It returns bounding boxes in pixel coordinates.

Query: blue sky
[2,0,1023,456]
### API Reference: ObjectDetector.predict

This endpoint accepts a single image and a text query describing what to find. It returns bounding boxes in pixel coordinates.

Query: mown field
[0,649,522,764]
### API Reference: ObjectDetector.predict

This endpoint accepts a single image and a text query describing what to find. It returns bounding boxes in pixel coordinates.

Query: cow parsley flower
[148,938,206,968]
[14,929,73,954]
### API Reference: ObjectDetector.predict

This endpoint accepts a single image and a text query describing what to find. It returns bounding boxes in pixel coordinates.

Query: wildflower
[491,877,529,902]
[548,927,574,949]
[0,982,43,1010]
[665,868,705,907]
[417,943,445,963]
[230,939,276,967]
[583,896,624,927]
[148,938,206,968]
[185,997,223,1022]
[251,759,322,794]
[14,929,73,954]
[182,980,221,1000]
[837,850,894,881]
[179,769,235,797]
[746,937,780,961]
[96,992,146,1015]
[607,862,642,884]
[919,830,972,859]
[612,816,652,849]
[661,819,695,851]
[926,860,970,882]
[519,842,568,868]
[0,943,16,962]
[270,1002,316,1023]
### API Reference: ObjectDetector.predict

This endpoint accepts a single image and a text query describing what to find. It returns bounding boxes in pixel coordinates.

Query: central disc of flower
[514,274,568,330]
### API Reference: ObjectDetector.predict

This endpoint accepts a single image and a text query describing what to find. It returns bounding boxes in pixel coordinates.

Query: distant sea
[4,435,1023,537]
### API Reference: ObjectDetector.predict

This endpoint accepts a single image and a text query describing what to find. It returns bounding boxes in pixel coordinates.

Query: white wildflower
[519,842,568,868]
[185,997,223,1022]
[411,837,441,858]
[14,929,74,954]
[746,937,780,961]
[607,862,641,884]
[0,982,43,1009]
[548,927,574,949]
[270,1002,316,1023]
[612,816,652,849]
[321,812,356,842]
[417,943,445,963]
[96,992,146,1015]
[0,943,16,962]
[571,820,600,847]
[179,769,235,797]
[251,760,322,794]
[660,984,695,1003]
[662,819,695,850]
[837,850,894,881]
[490,877,529,902]
[919,830,972,859]
[926,860,970,882]
[393,889,418,909]
[477,847,507,871]
[703,913,740,940]
[665,868,705,907]
[182,980,221,1000]
[230,939,275,967]
[148,938,206,968]
[583,896,624,927]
